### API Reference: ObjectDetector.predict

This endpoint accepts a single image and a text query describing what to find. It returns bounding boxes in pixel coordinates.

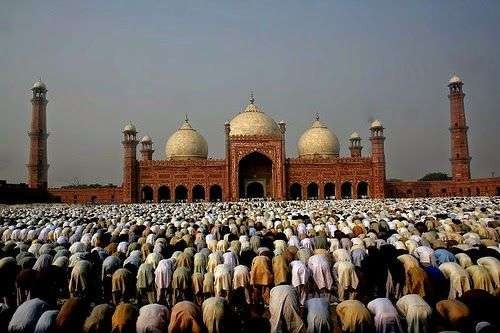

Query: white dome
[123,123,136,133]
[140,135,152,143]
[350,131,361,140]
[370,119,383,129]
[165,118,208,160]
[297,117,340,158]
[449,74,462,84]
[32,80,46,90]
[229,95,281,138]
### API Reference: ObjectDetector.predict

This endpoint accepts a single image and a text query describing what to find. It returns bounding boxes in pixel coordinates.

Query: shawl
[155,259,174,293]
[136,263,155,290]
[435,299,470,328]
[477,256,500,288]
[32,254,53,271]
[439,262,471,299]
[192,272,204,294]
[203,272,215,294]
[69,260,92,295]
[466,265,495,294]
[111,303,138,333]
[222,251,239,272]
[214,264,232,294]
[367,298,404,333]
[334,260,359,289]
[269,285,304,333]
[272,255,289,286]
[172,266,191,291]
[396,294,432,333]
[34,310,58,333]
[406,266,430,298]
[336,300,373,333]
[455,253,473,269]
[233,265,250,289]
[193,253,207,274]
[8,298,49,333]
[54,297,89,333]
[83,304,114,333]
[305,298,330,333]
[112,268,133,294]
[167,301,203,333]
[290,260,309,287]
[250,255,273,286]
[202,297,228,333]
[136,304,170,333]
[308,255,333,290]
[102,255,122,281]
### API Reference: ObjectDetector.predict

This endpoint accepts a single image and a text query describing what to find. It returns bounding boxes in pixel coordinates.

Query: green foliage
[419,172,451,181]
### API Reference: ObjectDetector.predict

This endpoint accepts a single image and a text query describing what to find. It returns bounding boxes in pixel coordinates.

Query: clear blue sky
[1,1,499,186]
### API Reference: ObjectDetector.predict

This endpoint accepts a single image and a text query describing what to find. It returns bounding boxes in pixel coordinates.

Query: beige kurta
[336,300,373,333]
[396,294,432,333]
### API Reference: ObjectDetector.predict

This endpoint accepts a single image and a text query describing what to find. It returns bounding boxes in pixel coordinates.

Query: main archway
[238,151,272,199]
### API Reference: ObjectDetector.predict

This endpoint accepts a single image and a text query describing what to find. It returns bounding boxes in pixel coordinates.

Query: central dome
[165,117,208,160]
[229,94,282,138]
[298,115,340,158]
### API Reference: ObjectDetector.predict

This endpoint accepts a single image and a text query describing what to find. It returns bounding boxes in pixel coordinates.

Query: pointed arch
[307,182,318,200]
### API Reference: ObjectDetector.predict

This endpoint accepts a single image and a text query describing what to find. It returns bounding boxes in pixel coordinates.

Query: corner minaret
[140,135,154,161]
[349,132,362,157]
[27,79,49,189]
[122,123,139,203]
[370,119,386,198]
[448,74,471,180]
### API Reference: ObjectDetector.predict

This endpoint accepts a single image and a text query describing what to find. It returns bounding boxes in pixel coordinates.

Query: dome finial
[315,112,320,121]
[249,90,255,104]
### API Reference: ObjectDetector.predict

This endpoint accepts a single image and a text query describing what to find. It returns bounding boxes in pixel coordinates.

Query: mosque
[21,75,500,204]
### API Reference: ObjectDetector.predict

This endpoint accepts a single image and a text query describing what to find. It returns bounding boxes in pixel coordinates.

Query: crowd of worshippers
[0,197,499,333]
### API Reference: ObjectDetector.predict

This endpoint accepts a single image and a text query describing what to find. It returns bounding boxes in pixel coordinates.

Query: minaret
[140,135,154,161]
[122,123,139,203]
[448,74,471,180]
[27,79,49,189]
[370,119,386,198]
[349,132,362,157]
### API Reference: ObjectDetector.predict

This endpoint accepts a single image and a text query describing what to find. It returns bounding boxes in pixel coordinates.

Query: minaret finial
[184,113,189,122]
[249,90,255,104]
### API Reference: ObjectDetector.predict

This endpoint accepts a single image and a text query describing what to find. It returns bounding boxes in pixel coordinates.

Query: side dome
[448,74,462,84]
[229,93,282,138]
[298,116,340,158]
[32,79,47,91]
[165,117,208,160]
[123,122,136,133]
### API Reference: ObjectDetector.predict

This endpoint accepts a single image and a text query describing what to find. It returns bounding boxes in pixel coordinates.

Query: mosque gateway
[20,76,500,204]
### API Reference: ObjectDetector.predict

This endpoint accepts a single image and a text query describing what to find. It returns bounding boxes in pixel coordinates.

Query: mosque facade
[21,76,500,204]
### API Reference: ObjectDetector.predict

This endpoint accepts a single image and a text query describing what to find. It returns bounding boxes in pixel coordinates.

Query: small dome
[298,116,340,159]
[229,93,282,138]
[448,74,462,84]
[32,79,47,90]
[123,123,136,133]
[165,118,208,160]
[370,119,383,129]
[140,135,152,143]
[350,131,361,140]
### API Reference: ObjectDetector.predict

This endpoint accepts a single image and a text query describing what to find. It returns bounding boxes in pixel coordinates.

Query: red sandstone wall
[286,157,374,199]
[386,178,500,198]
[48,187,123,204]
[137,159,227,202]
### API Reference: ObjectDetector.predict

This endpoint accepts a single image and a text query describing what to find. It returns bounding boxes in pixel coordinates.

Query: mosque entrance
[238,152,272,199]
[246,181,265,198]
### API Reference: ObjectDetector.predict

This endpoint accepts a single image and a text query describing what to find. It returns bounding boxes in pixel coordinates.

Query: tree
[419,172,451,181]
